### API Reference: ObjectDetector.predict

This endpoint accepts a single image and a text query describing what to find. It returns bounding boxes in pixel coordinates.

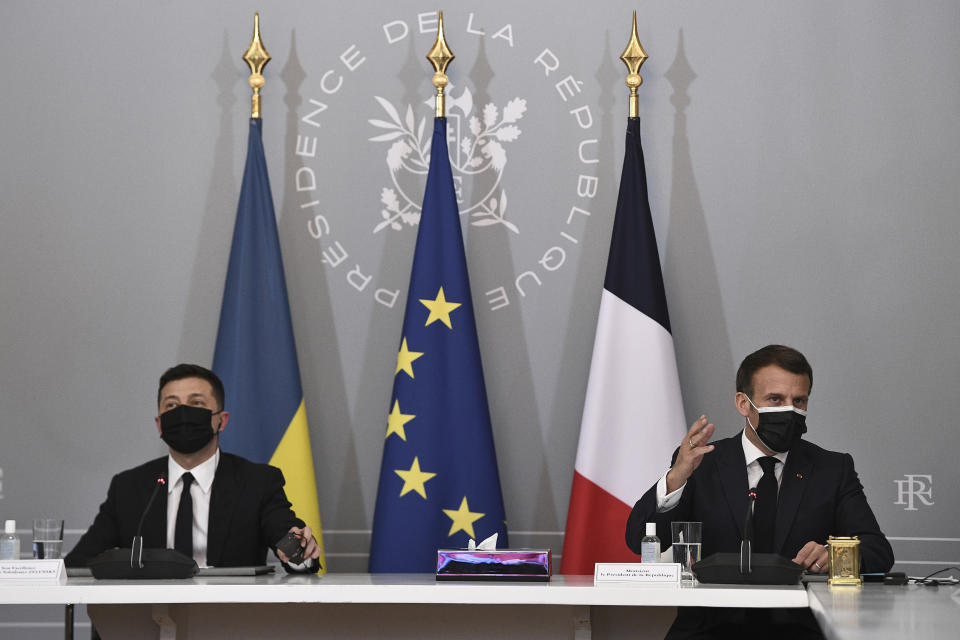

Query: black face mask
[746,398,808,453]
[160,405,219,454]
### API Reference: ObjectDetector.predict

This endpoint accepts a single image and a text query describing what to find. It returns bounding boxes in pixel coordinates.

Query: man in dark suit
[626,345,893,638]
[66,364,320,572]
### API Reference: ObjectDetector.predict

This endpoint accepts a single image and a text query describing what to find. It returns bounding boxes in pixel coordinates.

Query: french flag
[561,117,686,573]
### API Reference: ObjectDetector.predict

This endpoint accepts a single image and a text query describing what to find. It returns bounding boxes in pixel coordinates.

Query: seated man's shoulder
[112,456,168,482]
[218,452,284,480]
[794,439,856,468]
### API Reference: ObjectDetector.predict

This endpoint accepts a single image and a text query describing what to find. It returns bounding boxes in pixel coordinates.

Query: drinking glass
[671,521,702,581]
[32,519,64,559]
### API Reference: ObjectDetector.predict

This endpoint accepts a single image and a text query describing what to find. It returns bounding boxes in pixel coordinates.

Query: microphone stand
[740,488,757,574]
[130,477,165,569]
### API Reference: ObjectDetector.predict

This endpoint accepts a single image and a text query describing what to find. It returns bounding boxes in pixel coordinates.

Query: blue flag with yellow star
[369,118,508,572]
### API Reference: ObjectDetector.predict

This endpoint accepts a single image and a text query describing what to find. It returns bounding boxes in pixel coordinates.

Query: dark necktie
[174,472,195,558]
[753,456,779,554]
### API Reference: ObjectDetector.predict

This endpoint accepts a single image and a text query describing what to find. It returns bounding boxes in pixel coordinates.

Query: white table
[807,582,960,640]
[9,574,955,639]
[0,573,808,639]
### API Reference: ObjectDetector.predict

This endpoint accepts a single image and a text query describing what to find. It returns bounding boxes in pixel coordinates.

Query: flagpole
[426,11,454,118]
[242,13,271,119]
[620,11,649,119]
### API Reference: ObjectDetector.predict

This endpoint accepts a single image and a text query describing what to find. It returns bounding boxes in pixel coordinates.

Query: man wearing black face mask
[626,345,893,639]
[66,364,320,572]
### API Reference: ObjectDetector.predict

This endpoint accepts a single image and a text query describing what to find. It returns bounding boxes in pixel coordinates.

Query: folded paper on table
[594,562,681,584]
[0,559,66,582]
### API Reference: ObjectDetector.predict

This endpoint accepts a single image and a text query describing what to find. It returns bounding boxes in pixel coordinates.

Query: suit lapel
[207,453,239,566]
[775,443,813,553]
[716,435,750,539]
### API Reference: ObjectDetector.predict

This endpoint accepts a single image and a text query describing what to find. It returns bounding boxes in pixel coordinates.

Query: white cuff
[656,471,685,513]
[284,557,317,573]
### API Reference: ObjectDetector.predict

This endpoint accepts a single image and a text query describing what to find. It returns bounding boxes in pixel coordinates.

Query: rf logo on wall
[893,474,933,511]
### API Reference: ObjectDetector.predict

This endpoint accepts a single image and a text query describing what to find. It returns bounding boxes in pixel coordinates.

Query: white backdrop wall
[2,1,958,635]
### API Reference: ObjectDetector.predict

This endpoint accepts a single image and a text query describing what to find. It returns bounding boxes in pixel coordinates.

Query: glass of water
[32,519,64,559]
[671,521,702,581]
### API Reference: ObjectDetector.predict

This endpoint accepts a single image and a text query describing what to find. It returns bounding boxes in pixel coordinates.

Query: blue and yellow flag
[369,118,508,572]
[213,118,325,570]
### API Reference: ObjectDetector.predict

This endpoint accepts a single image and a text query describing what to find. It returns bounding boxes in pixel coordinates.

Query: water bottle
[640,522,660,563]
[0,520,20,560]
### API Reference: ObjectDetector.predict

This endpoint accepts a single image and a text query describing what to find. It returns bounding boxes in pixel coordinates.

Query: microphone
[130,476,166,569]
[690,486,802,585]
[740,488,757,574]
[88,474,198,579]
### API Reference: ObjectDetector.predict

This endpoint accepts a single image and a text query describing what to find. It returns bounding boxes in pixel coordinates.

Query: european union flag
[213,118,325,570]
[369,118,509,572]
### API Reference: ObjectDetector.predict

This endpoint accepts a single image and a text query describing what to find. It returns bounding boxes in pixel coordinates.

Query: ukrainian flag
[213,117,325,571]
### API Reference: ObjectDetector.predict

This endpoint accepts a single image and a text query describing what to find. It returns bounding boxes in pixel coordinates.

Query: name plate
[594,562,681,584]
[0,559,66,582]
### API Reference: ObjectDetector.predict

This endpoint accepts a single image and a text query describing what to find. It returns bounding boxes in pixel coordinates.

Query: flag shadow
[349,35,425,569]
[662,30,737,434]
[279,30,351,569]
[463,35,560,551]
[177,31,237,363]
[552,29,626,566]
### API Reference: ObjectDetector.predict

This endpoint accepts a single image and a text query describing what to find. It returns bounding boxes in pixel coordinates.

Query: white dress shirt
[166,449,219,567]
[655,429,789,512]
[164,448,312,570]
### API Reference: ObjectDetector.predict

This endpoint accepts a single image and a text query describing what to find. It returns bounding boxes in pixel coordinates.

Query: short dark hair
[157,364,225,410]
[735,345,812,398]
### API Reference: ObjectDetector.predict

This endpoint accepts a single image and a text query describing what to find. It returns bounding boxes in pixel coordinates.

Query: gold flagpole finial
[242,12,271,119]
[426,11,455,118]
[619,11,649,118]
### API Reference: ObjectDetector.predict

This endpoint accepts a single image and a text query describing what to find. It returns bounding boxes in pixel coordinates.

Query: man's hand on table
[793,541,829,573]
[276,525,321,564]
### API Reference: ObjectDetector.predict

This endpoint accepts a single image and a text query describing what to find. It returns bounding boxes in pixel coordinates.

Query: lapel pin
[796,473,804,479]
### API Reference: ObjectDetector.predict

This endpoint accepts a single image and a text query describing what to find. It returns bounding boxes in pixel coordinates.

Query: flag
[561,117,685,573]
[369,118,508,572]
[212,117,325,570]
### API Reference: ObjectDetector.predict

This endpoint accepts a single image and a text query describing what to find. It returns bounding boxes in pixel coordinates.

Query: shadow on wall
[464,36,559,548]
[662,30,737,436]
[279,30,357,568]
[347,34,425,569]
[177,31,238,362]
[552,28,624,542]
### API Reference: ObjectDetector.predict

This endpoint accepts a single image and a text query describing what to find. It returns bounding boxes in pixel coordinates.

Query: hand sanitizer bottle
[641,522,659,563]
[0,520,20,560]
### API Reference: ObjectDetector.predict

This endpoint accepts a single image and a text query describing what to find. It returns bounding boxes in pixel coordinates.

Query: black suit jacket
[626,433,893,638]
[66,452,317,572]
